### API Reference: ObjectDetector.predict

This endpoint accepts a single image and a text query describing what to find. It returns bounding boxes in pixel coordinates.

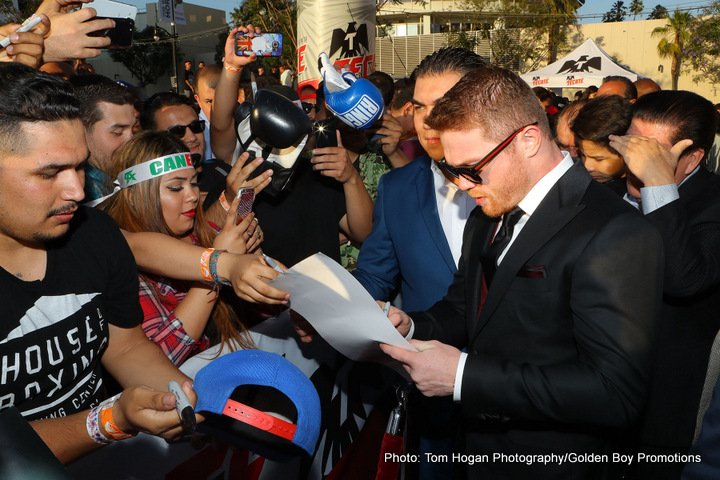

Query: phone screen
[235,33,283,57]
[314,119,338,148]
[235,188,255,225]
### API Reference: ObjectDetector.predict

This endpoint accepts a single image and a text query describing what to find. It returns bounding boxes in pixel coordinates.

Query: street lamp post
[170,0,179,94]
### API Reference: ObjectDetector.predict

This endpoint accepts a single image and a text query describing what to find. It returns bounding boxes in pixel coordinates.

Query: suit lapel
[471,163,591,340]
[416,159,457,274]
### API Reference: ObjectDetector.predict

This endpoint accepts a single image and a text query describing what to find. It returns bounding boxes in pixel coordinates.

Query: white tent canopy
[521,39,638,89]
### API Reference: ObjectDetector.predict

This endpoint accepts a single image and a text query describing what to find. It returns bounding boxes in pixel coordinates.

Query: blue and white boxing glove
[319,52,384,130]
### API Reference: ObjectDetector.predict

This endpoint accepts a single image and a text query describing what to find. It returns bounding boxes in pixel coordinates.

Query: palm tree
[630,0,644,20]
[652,10,694,89]
[546,0,585,63]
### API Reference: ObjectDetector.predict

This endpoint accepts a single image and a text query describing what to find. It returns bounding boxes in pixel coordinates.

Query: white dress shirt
[430,161,477,267]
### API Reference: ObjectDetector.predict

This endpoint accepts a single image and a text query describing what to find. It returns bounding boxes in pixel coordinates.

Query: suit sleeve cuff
[453,352,468,402]
[640,183,679,214]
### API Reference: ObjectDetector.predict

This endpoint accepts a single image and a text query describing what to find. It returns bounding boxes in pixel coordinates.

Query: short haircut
[140,92,196,131]
[390,77,415,110]
[426,65,551,141]
[0,63,81,155]
[410,47,487,82]
[533,86,553,103]
[571,96,632,153]
[633,90,718,161]
[69,74,136,128]
[367,70,395,107]
[558,100,586,128]
[602,76,638,101]
[193,63,222,93]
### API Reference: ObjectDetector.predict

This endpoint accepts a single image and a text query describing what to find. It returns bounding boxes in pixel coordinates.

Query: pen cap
[194,350,321,459]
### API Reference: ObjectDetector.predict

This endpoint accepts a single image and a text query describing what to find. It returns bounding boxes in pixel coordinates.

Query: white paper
[269,253,417,364]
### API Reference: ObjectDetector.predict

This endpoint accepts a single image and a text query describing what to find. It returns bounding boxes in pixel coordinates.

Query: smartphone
[87,17,134,48]
[235,188,255,225]
[83,0,137,48]
[235,32,283,57]
[314,119,338,148]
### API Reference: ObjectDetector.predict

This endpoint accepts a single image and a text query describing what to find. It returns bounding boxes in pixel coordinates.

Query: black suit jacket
[635,168,720,452]
[411,163,665,479]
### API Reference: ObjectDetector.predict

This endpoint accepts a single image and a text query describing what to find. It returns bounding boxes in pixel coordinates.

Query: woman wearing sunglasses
[99,131,259,365]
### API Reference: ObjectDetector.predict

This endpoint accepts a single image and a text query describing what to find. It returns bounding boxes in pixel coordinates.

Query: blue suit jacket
[353,156,459,312]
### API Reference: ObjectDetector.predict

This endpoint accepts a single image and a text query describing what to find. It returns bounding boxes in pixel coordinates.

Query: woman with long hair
[100,131,259,365]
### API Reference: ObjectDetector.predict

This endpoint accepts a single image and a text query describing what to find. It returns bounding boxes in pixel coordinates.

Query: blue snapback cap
[194,350,321,456]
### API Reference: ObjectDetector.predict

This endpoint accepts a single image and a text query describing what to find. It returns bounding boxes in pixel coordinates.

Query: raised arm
[210,25,259,163]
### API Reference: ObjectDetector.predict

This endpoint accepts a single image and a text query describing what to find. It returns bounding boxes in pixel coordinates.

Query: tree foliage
[603,1,627,22]
[651,10,694,89]
[461,0,584,68]
[648,4,669,19]
[686,2,720,86]
[109,26,177,86]
[630,0,644,20]
[230,0,296,68]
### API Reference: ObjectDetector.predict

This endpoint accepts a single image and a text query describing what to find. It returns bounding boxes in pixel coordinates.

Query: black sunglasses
[167,119,205,137]
[301,102,318,114]
[438,122,538,184]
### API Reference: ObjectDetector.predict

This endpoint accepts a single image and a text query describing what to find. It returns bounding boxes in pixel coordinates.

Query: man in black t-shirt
[0,64,195,464]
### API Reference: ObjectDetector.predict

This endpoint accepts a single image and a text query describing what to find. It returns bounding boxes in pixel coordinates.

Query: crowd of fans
[3,1,720,479]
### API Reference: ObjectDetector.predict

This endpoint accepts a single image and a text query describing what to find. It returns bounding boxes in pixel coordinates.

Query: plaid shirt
[137,273,210,365]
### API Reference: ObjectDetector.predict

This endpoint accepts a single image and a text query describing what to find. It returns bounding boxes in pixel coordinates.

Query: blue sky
[125,1,703,25]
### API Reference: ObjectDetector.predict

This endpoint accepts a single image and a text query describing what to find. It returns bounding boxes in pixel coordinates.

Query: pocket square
[517,264,547,279]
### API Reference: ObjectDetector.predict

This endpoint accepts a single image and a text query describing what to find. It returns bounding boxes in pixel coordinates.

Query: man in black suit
[609,90,720,480]
[380,65,665,479]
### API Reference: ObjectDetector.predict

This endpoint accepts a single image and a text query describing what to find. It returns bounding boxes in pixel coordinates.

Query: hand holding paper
[270,253,417,364]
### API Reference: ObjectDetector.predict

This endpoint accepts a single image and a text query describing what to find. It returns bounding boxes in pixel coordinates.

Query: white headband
[85,152,195,207]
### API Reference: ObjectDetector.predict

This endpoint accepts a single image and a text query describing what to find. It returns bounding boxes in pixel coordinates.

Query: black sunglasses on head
[167,119,205,137]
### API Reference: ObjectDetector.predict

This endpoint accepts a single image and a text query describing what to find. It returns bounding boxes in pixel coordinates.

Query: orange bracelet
[99,399,135,441]
[200,248,214,283]
[219,191,231,212]
[224,63,241,73]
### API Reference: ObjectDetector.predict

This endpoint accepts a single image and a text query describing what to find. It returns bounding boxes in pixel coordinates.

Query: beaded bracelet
[86,393,134,444]
[209,249,232,286]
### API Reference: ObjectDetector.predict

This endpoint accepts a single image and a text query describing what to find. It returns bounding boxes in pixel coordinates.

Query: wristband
[224,63,241,73]
[86,393,134,444]
[209,249,232,286]
[219,191,231,212]
[200,248,214,283]
[99,398,135,441]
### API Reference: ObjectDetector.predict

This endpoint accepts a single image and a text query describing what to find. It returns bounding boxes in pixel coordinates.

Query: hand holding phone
[82,0,136,48]
[235,188,255,225]
[235,32,283,57]
[314,119,338,148]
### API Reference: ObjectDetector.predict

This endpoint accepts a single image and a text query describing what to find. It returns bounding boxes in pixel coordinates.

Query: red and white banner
[297,0,376,90]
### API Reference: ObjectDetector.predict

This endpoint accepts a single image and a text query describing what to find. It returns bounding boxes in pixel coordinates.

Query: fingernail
[10,33,18,42]
[5,45,12,54]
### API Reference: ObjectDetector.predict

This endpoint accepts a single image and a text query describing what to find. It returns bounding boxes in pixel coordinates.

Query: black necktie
[481,207,524,285]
